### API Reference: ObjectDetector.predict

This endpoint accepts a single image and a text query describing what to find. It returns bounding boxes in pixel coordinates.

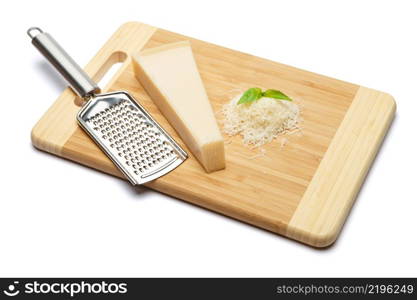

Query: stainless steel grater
[28,27,187,185]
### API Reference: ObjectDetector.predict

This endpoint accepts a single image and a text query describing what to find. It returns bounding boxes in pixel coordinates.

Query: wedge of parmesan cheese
[132,41,225,173]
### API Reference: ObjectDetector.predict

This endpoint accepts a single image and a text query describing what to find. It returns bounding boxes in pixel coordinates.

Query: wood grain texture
[286,87,396,247]
[31,22,395,246]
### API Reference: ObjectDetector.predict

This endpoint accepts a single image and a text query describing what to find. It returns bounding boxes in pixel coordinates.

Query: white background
[0,0,416,277]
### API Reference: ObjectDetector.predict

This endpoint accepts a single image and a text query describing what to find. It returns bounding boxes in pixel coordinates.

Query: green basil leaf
[262,89,292,101]
[237,87,263,105]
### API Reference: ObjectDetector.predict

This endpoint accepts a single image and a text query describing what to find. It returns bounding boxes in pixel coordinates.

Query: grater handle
[27,27,100,99]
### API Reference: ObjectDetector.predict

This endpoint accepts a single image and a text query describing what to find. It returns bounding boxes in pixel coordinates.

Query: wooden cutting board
[31,22,395,247]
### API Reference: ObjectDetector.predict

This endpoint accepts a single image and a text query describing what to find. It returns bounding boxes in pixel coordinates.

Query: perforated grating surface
[81,97,186,184]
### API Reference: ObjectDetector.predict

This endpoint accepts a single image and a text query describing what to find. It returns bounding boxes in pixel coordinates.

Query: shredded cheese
[248,148,267,160]
[222,93,300,147]
[280,137,288,148]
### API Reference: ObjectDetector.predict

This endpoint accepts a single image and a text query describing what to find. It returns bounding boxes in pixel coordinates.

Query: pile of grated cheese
[222,93,300,147]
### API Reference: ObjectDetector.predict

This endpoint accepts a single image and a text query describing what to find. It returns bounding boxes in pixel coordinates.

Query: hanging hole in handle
[27,27,43,39]
[74,51,128,106]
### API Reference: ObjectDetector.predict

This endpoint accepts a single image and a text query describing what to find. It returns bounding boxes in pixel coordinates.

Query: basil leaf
[262,89,292,101]
[238,87,263,105]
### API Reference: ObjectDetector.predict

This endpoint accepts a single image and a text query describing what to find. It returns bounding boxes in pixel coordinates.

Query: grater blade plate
[77,91,187,185]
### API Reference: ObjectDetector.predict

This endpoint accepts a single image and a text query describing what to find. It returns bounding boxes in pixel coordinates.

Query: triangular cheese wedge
[132,41,225,173]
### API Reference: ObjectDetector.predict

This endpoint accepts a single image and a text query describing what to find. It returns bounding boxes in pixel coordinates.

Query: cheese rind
[132,41,225,173]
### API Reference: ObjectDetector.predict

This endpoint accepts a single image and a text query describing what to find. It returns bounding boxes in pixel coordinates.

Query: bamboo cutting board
[31,22,396,247]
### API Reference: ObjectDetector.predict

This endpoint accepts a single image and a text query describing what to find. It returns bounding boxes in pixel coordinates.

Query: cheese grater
[28,27,188,185]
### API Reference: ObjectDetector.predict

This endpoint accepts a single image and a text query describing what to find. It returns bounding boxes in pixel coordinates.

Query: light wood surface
[31,22,396,247]
[286,87,396,247]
